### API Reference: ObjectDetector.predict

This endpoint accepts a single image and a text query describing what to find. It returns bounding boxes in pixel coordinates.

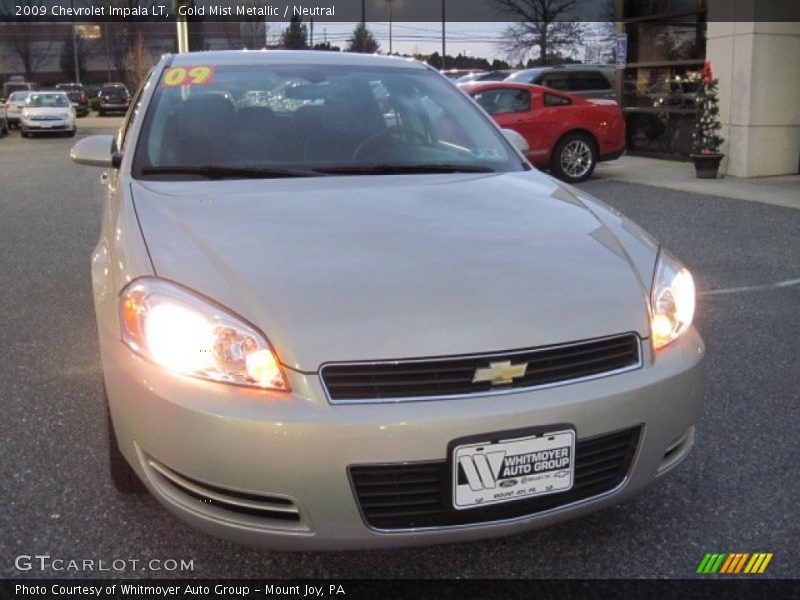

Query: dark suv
[97,83,131,116]
[55,83,89,117]
[507,66,615,100]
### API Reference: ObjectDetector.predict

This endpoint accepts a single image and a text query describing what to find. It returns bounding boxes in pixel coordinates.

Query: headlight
[119,278,289,391]
[22,109,30,118]
[650,250,695,350]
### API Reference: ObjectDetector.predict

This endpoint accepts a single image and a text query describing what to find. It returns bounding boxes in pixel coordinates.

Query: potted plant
[689,62,724,179]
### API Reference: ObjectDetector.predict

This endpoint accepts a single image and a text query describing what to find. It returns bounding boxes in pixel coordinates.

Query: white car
[5,91,30,128]
[20,91,76,137]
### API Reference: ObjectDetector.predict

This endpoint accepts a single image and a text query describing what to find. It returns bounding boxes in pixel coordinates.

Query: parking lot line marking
[699,277,800,296]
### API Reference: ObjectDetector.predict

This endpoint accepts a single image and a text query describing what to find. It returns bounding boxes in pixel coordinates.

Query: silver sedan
[71,50,704,550]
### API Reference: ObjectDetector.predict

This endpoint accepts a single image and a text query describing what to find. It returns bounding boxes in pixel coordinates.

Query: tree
[3,18,55,80]
[691,62,724,155]
[222,18,268,50]
[281,16,308,50]
[493,0,584,64]
[347,22,380,54]
[127,34,154,90]
[313,42,341,52]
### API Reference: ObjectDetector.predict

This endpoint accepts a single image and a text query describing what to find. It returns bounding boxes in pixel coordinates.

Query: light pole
[175,0,190,53]
[70,0,80,82]
[387,0,393,54]
[441,0,446,70]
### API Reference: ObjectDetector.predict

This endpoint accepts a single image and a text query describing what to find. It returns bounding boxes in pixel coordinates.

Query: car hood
[25,107,69,116]
[130,172,653,371]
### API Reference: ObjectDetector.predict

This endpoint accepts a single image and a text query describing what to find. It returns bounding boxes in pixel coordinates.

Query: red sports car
[463,82,626,183]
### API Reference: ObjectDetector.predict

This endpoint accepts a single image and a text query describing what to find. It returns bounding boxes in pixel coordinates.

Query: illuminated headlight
[650,250,696,350]
[119,278,289,391]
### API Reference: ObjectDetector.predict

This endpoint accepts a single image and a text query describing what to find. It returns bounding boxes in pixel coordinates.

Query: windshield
[507,69,545,83]
[133,63,526,179]
[28,93,69,108]
[10,92,30,101]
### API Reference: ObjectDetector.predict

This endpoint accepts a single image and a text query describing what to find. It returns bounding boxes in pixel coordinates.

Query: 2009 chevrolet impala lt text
[70,51,704,550]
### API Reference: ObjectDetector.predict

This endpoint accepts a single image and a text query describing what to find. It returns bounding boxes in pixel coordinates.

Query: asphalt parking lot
[1,120,798,579]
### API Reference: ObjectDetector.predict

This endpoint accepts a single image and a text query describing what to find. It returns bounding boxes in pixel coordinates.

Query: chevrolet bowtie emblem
[472,360,528,385]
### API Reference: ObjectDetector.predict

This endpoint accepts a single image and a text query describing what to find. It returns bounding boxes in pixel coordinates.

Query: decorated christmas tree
[691,61,724,155]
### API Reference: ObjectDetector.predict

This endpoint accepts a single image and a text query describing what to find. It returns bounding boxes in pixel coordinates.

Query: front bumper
[99,103,129,111]
[22,118,73,131]
[103,328,705,550]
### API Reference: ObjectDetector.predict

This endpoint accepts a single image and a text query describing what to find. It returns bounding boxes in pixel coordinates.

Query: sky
[263,21,613,63]
[266,22,510,60]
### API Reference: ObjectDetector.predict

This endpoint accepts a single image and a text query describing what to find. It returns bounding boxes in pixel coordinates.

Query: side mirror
[70,134,116,168]
[502,128,530,156]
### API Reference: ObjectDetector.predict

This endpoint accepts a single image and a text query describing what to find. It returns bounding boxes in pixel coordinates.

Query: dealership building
[617,0,800,177]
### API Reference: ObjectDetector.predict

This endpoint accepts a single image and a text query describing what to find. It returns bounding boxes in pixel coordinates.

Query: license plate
[452,428,575,509]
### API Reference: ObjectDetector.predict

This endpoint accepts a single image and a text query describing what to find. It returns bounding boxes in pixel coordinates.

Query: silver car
[5,90,31,128]
[70,51,704,550]
[20,91,76,137]
[507,66,616,100]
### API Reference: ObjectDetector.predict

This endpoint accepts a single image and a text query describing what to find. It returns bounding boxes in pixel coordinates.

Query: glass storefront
[621,1,707,158]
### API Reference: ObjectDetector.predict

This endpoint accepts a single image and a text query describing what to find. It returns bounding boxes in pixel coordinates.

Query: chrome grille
[322,334,641,403]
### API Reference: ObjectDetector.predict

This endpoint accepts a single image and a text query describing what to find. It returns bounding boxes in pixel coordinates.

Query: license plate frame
[449,425,576,510]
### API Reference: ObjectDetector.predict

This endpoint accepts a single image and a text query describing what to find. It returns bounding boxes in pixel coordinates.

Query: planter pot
[691,153,724,179]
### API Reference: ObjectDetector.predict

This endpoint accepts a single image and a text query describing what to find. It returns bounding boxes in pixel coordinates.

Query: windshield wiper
[313,164,496,176]
[140,165,323,179]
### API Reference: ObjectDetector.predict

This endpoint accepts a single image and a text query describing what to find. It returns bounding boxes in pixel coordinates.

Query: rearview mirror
[502,129,530,156]
[70,134,115,167]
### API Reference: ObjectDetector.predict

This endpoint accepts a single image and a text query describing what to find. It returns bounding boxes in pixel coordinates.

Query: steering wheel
[352,127,429,160]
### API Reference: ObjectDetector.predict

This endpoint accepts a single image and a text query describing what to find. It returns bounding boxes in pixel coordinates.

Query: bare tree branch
[493,0,585,64]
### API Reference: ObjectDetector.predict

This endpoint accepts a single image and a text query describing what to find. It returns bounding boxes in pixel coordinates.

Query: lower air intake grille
[350,426,640,530]
[322,334,641,403]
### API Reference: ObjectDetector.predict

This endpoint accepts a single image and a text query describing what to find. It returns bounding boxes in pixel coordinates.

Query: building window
[621,2,707,158]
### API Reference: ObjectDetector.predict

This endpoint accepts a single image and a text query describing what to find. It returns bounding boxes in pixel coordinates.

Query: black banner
[1,0,799,23]
[4,579,800,600]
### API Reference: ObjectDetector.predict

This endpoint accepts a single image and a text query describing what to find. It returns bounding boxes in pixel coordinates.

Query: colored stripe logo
[697,552,773,574]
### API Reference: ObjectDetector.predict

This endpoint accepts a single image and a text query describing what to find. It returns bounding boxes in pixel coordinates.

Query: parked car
[20,91,76,137]
[97,83,131,115]
[70,50,703,551]
[466,82,625,183]
[56,83,90,117]
[456,70,517,84]
[2,80,36,101]
[507,65,616,100]
[441,69,486,81]
[0,102,7,135]
[5,91,31,128]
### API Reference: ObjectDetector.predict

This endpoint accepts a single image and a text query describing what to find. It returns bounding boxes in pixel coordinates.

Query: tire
[68,128,76,137]
[21,129,29,138]
[105,388,146,494]
[550,132,598,184]
[98,108,105,116]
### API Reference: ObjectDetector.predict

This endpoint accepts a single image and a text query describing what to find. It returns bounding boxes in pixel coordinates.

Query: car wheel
[68,128,76,137]
[98,109,105,116]
[550,132,598,184]
[21,129,29,138]
[105,388,146,494]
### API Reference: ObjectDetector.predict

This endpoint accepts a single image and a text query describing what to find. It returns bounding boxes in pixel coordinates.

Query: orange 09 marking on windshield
[162,66,214,87]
